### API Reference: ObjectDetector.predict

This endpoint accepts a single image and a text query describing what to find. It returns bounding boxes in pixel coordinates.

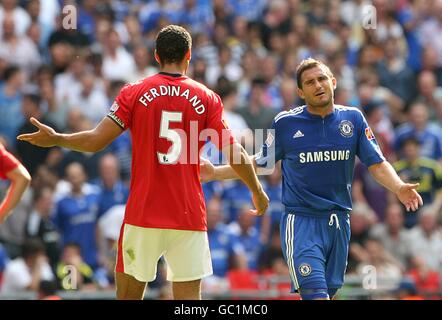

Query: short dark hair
[63,242,82,252]
[216,76,236,99]
[155,25,192,65]
[22,238,45,259]
[401,136,421,149]
[251,76,267,88]
[3,65,21,82]
[23,93,41,107]
[296,58,334,88]
[32,186,53,203]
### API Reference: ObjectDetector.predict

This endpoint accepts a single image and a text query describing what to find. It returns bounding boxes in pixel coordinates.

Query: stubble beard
[309,95,333,109]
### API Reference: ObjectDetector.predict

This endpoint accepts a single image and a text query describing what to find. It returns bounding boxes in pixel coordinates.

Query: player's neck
[306,103,334,118]
[160,63,187,76]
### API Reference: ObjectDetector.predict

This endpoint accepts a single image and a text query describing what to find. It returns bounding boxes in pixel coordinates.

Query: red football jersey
[0,144,19,179]
[108,72,234,231]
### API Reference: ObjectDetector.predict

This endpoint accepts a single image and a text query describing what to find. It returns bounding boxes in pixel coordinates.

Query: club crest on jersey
[365,127,375,141]
[110,101,119,112]
[339,120,354,138]
[299,263,312,277]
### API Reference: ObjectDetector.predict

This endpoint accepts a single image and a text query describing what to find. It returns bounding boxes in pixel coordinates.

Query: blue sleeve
[255,120,284,169]
[356,111,385,167]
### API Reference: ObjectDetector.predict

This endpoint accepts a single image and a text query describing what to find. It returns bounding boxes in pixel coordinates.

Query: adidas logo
[293,130,304,138]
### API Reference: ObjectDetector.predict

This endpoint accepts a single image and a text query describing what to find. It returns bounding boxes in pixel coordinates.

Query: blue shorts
[280,211,351,294]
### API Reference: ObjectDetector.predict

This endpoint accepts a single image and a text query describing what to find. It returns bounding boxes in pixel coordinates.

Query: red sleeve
[107,83,134,130]
[0,145,20,179]
[206,92,235,149]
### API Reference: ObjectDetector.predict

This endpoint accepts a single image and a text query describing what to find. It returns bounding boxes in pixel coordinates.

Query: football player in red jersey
[18,25,269,300]
[0,142,31,224]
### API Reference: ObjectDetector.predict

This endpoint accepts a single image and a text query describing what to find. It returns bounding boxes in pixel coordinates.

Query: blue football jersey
[256,105,385,216]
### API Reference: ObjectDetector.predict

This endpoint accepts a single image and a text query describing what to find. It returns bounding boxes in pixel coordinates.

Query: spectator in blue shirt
[260,165,283,244]
[53,162,100,269]
[0,66,24,148]
[376,37,417,105]
[228,0,267,22]
[394,102,442,162]
[178,0,214,34]
[206,197,243,278]
[227,205,262,271]
[201,179,223,203]
[94,153,129,218]
[221,180,252,223]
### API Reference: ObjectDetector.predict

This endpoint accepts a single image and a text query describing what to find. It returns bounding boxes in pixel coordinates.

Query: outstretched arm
[0,164,31,223]
[219,142,269,216]
[200,154,273,182]
[17,117,123,153]
[368,161,423,212]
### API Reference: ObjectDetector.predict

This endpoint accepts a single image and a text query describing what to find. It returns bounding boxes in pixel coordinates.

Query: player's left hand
[395,183,423,212]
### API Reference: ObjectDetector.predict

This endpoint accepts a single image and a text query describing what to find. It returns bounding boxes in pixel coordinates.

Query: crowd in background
[0,0,441,300]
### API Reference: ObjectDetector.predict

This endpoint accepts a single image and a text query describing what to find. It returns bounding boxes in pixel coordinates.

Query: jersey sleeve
[107,84,134,130]
[0,144,20,179]
[205,92,235,149]
[356,111,385,167]
[255,119,284,169]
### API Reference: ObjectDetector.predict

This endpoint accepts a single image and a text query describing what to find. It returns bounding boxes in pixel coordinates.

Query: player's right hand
[250,188,269,216]
[17,117,58,148]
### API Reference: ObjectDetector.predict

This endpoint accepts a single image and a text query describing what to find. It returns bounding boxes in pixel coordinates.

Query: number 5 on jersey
[157,111,183,164]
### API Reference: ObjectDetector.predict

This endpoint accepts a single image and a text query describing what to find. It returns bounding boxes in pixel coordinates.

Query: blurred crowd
[0,0,441,300]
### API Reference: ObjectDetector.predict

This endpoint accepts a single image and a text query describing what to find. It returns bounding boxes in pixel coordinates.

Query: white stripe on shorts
[285,214,299,290]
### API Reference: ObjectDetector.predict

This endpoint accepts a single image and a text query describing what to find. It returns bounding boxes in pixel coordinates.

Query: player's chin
[312,98,332,108]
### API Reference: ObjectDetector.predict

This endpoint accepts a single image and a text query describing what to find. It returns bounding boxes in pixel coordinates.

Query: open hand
[396,183,423,212]
[17,117,58,148]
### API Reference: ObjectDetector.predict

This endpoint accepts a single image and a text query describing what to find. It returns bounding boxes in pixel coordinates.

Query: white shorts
[116,223,213,282]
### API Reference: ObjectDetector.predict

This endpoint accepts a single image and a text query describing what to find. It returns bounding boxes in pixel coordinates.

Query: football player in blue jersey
[201,58,423,300]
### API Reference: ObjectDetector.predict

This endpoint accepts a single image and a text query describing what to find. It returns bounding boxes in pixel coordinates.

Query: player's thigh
[115,271,147,300]
[163,229,212,282]
[116,223,165,282]
[326,214,351,293]
[280,213,328,293]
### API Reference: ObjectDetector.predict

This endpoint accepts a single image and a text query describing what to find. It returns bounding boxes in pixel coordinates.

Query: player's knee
[299,288,329,300]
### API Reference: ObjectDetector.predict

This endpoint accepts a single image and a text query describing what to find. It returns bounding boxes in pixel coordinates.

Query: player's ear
[297,86,305,99]
[332,77,337,90]
[154,50,161,65]
[185,49,191,62]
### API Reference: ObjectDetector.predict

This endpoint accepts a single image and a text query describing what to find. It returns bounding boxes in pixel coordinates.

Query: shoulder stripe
[274,106,305,123]
[335,105,363,114]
